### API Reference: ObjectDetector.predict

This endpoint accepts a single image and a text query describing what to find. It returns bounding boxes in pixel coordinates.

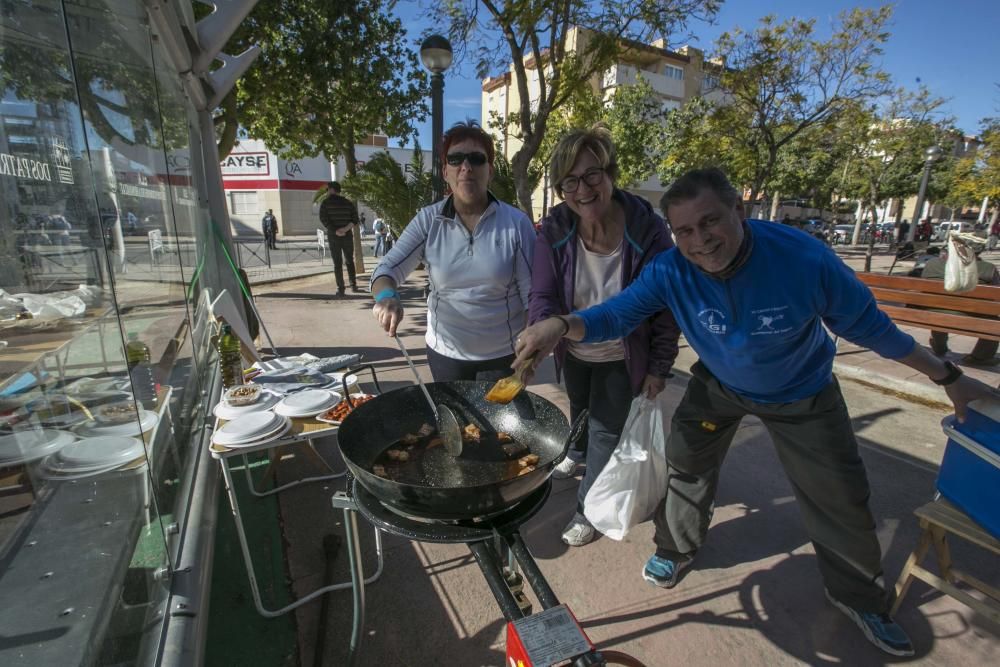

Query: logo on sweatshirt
[697,308,727,334]
[751,306,793,335]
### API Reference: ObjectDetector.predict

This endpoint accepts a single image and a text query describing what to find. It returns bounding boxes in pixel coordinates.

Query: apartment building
[482,27,723,215]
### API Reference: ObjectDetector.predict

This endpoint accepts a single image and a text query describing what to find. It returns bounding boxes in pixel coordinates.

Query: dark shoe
[351,284,361,292]
[961,355,1000,367]
[825,589,914,657]
[336,288,346,296]
[642,554,692,589]
[930,344,949,357]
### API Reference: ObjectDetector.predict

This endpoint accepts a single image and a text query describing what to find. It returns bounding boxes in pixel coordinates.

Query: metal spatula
[394,336,462,456]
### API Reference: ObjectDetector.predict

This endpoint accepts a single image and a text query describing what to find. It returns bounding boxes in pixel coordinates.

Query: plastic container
[125,333,157,408]
[937,399,1000,539]
[218,323,244,390]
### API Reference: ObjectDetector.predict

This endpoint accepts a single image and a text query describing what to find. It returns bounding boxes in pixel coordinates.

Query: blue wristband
[374,288,399,303]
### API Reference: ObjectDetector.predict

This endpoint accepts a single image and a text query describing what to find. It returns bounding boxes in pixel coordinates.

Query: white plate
[0,429,76,464]
[73,410,159,437]
[213,411,284,445]
[274,390,340,418]
[213,419,293,449]
[330,373,359,390]
[53,436,145,469]
[38,459,146,480]
[214,391,282,420]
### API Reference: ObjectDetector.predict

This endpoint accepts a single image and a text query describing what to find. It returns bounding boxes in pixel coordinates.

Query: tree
[528,76,672,189]
[433,0,720,217]
[712,7,894,210]
[948,118,1000,224]
[339,146,433,236]
[838,87,951,268]
[229,0,428,173]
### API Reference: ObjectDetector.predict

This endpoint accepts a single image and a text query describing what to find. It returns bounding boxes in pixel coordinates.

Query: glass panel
[0,0,178,663]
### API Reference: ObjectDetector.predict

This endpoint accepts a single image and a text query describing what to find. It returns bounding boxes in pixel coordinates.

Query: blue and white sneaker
[642,554,691,588]
[825,589,914,657]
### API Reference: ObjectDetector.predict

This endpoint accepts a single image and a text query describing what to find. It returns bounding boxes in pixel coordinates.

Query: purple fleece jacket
[528,189,681,396]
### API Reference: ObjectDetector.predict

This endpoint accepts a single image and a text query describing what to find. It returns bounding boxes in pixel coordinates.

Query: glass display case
[1,0,221,663]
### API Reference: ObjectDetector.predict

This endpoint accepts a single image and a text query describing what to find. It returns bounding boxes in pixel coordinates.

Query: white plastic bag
[583,394,669,540]
[944,235,979,293]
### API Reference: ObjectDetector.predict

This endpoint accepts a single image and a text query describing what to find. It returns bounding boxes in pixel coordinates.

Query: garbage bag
[583,394,669,540]
[944,235,979,293]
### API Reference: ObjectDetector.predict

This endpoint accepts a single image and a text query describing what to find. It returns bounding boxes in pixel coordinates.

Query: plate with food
[95,401,139,424]
[224,383,263,407]
[316,393,376,425]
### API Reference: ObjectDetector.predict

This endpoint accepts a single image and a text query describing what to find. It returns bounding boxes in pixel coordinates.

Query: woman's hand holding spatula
[486,315,584,404]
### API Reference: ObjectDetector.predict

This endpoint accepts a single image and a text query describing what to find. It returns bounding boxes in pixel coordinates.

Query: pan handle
[553,409,589,466]
[343,364,383,408]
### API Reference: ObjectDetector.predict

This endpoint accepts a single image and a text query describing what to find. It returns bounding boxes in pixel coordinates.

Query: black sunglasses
[446,151,488,167]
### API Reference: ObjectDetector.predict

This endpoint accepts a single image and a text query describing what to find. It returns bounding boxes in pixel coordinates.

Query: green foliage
[529,76,671,190]
[491,152,542,210]
[839,87,953,219]
[948,118,1000,207]
[709,7,894,204]
[338,145,434,235]
[432,0,720,215]
[224,0,428,169]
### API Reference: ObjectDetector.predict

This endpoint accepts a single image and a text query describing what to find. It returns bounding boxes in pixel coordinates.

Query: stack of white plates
[330,372,359,391]
[212,411,291,448]
[213,391,282,420]
[0,429,76,466]
[73,410,159,438]
[38,435,145,480]
[274,389,340,418]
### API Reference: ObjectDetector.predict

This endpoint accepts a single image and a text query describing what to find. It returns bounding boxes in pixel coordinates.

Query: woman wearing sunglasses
[370,121,536,381]
[529,125,681,547]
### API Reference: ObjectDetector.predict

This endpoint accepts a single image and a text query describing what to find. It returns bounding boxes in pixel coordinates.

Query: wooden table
[892,498,1000,625]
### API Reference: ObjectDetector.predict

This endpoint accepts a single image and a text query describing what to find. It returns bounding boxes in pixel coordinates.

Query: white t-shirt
[568,236,624,362]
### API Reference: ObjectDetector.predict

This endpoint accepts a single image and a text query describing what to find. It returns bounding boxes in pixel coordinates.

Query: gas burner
[351,478,550,544]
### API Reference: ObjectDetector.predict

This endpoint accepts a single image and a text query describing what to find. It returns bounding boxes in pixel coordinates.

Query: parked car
[832,224,855,244]
[933,220,974,242]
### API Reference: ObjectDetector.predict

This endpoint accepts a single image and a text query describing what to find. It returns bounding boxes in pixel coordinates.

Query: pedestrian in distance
[370,120,536,381]
[512,167,1000,658]
[528,125,680,547]
[989,217,999,250]
[372,217,388,257]
[262,208,279,249]
[319,182,360,295]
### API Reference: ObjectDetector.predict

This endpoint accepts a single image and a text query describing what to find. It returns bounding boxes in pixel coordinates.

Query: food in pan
[369,424,542,485]
[462,423,481,443]
[318,394,376,422]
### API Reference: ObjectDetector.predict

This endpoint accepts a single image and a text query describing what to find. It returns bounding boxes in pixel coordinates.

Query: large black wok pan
[337,380,586,520]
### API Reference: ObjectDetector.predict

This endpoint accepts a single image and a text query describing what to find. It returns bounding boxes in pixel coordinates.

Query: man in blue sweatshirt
[513,168,999,657]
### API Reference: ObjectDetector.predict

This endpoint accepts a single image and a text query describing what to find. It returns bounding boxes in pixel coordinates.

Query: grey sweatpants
[653,362,893,613]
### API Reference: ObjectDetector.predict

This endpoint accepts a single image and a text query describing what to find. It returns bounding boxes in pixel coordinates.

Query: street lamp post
[420,35,453,202]
[907,145,943,243]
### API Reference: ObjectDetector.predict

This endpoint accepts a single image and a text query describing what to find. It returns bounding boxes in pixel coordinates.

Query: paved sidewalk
[236,258,999,666]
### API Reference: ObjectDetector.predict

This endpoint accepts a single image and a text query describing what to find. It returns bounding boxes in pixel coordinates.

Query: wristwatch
[931,360,964,386]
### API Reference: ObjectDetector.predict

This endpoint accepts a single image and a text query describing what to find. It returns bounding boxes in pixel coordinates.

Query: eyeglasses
[445,151,488,167]
[560,168,605,193]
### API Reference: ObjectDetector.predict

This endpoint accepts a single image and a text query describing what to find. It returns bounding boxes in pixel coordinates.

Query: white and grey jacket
[371,194,535,361]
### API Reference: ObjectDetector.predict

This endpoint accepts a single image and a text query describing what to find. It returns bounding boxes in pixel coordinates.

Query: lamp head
[420,35,453,74]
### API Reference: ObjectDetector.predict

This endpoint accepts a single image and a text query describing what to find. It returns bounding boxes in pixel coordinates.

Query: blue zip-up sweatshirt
[577,220,916,403]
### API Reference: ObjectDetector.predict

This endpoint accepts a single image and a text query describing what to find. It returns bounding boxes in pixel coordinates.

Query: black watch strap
[931,360,964,386]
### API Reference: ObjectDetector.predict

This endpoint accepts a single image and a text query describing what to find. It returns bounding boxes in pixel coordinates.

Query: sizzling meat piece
[462,423,481,443]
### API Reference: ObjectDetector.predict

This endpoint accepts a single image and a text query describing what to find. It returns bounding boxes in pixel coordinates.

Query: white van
[934,220,974,242]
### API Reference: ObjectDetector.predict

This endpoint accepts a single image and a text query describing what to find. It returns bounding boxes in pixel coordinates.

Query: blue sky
[395,0,999,149]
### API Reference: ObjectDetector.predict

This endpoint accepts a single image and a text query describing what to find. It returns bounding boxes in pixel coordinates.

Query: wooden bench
[856,273,1000,342]
[892,498,1000,624]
